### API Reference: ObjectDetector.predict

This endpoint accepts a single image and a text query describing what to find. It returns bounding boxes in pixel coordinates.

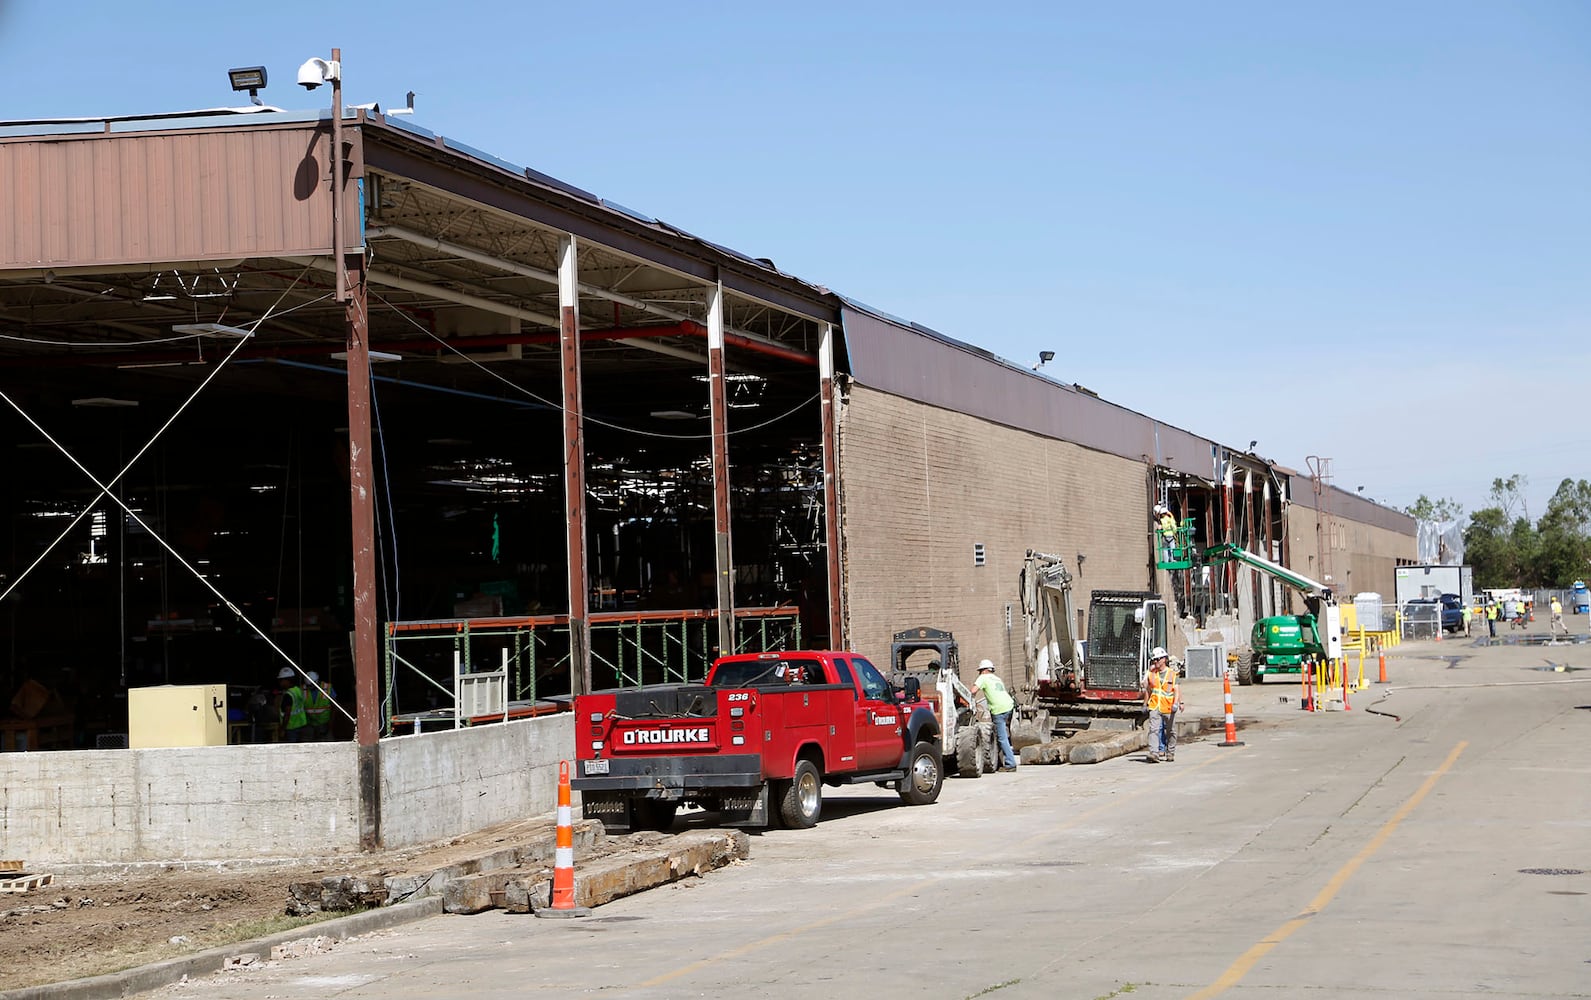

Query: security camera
[297,57,340,90]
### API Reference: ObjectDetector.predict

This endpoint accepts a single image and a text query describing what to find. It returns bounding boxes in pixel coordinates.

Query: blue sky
[2,2,1586,520]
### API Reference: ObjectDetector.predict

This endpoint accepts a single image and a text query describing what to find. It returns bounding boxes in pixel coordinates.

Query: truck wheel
[899,741,943,805]
[632,799,678,832]
[954,727,982,778]
[979,721,997,774]
[779,760,822,829]
[1234,649,1255,686]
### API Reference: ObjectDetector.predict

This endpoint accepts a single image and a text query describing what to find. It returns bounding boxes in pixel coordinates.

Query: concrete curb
[0,896,444,1000]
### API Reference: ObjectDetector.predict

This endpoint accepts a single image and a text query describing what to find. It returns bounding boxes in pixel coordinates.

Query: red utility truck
[571,650,944,832]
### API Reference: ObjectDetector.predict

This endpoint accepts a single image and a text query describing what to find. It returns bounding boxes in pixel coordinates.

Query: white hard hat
[1151,647,1169,661]
[277,667,295,680]
[977,659,996,673]
[1154,503,1168,513]
[307,671,320,684]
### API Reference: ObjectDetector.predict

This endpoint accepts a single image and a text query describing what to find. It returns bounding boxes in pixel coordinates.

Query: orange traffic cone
[1302,658,1315,712]
[1341,660,1352,711]
[1219,669,1245,747]
[536,760,590,919]
[1378,648,1387,684]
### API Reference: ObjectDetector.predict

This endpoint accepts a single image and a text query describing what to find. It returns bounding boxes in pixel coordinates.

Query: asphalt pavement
[136,624,1591,1000]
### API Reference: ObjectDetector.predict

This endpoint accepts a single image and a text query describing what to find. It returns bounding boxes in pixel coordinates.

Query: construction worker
[276,667,310,743]
[1461,603,1472,636]
[1486,600,1497,638]
[304,671,334,741]
[1153,504,1177,562]
[1144,647,1181,762]
[1550,596,1565,636]
[974,660,1018,772]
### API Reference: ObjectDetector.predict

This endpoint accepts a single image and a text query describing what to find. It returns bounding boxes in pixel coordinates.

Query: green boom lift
[1203,542,1343,686]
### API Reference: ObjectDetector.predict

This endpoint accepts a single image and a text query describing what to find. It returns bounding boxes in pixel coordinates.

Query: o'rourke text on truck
[571,650,945,833]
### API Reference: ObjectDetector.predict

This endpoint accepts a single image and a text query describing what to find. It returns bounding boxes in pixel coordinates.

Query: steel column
[343,252,382,849]
[706,281,735,656]
[818,323,844,649]
[559,236,592,696]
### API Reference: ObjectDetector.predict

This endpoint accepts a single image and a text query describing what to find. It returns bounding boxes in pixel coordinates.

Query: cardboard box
[128,685,228,748]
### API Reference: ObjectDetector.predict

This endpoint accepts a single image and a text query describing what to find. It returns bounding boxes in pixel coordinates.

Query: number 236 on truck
[571,650,945,833]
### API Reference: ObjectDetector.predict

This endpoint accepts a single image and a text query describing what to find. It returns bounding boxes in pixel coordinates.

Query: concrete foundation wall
[837,385,1154,688]
[3,713,574,865]
[379,713,573,850]
[1,743,360,865]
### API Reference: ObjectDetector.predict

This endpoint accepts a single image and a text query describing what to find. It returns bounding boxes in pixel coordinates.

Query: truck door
[845,656,906,770]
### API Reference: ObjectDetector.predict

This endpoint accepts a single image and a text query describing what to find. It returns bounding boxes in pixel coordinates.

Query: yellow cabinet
[128,685,227,748]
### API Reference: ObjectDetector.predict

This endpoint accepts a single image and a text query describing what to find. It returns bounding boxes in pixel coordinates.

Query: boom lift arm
[1203,542,1335,606]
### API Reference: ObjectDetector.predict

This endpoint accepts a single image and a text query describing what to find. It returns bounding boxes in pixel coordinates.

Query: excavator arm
[1021,550,1080,687]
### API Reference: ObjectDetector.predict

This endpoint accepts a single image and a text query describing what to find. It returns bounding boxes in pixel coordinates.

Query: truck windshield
[709,658,825,688]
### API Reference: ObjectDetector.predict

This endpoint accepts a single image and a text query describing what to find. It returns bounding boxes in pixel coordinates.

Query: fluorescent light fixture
[330,350,402,363]
[72,397,139,408]
[172,323,253,339]
[649,410,697,420]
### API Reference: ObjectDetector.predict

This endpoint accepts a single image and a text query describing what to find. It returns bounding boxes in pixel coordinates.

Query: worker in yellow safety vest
[1143,648,1181,762]
[1154,504,1177,561]
[1486,601,1497,638]
[304,671,334,741]
[277,667,310,743]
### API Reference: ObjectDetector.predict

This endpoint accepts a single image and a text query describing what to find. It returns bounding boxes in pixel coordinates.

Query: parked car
[1439,593,1466,632]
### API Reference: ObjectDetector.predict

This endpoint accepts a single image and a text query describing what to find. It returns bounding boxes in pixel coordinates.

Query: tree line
[1407,475,1591,589]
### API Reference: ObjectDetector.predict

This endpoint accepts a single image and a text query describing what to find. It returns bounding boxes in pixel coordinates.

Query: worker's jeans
[992,709,1017,768]
[1148,711,1176,755]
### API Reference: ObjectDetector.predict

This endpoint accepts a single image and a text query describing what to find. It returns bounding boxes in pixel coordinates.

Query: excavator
[1202,542,1343,685]
[1021,550,1166,732]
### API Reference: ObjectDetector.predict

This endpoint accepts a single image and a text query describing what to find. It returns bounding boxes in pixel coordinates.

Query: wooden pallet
[0,872,52,893]
[0,860,23,874]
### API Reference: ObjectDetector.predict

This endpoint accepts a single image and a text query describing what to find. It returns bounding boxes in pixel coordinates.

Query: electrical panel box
[128,685,227,748]
[1183,644,1226,680]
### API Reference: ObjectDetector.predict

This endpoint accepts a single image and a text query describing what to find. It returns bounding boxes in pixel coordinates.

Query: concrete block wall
[1286,506,1417,603]
[378,713,573,850]
[1,743,360,865]
[837,385,1153,690]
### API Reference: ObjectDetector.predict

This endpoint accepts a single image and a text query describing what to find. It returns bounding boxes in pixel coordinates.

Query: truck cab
[572,651,943,833]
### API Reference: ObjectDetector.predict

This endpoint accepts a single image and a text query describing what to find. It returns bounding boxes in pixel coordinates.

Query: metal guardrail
[381,606,801,734]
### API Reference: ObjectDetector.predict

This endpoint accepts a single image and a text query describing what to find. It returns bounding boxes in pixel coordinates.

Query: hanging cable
[370,367,401,623]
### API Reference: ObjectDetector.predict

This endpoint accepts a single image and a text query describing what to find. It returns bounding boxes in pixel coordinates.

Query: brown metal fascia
[361,131,840,326]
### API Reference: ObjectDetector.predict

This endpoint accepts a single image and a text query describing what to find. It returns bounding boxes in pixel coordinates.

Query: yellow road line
[1186,741,1467,1000]
[639,751,1224,990]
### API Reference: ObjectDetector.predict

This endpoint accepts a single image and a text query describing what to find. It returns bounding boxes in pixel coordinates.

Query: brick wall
[1285,505,1417,604]
[836,385,1154,690]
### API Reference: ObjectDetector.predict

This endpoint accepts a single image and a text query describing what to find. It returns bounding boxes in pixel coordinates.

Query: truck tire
[980,721,997,774]
[1234,649,1255,686]
[779,759,822,829]
[898,741,943,805]
[632,799,678,832]
[954,727,982,778]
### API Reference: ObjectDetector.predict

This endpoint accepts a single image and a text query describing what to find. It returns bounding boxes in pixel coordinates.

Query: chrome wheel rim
[911,753,939,794]
[797,770,819,815]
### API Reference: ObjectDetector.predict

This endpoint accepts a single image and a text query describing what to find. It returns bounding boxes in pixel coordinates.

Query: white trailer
[1394,565,1473,607]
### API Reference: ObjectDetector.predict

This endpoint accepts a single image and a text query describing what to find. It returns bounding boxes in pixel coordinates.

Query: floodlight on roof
[227,66,268,106]
[171,322,253,339]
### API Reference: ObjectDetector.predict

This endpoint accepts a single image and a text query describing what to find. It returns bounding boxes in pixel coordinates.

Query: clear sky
[2,2,1586,521]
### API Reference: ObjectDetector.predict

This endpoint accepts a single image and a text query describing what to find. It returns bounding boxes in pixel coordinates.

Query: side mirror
[901,676,921,702]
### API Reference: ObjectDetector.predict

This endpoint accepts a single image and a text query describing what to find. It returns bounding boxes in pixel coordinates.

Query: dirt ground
[0,815,583,992]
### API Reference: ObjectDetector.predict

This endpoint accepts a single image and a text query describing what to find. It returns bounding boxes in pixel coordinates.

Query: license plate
[583,758,610,776]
